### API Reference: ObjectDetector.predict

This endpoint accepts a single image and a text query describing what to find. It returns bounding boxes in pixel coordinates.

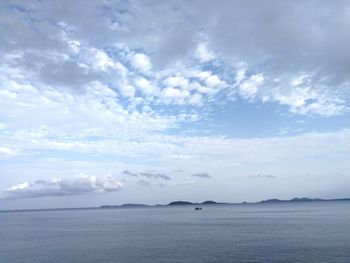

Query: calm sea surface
[1,202,350,263]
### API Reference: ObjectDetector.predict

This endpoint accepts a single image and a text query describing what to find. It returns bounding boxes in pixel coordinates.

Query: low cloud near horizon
[192,173,211,179]
[139,172,171,180]
[122,170,171,180]
[250,174,276,179]
[1,174,122,200]
[122,170,139,177]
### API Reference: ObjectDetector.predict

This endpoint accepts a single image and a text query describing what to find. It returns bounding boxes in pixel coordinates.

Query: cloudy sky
[0,0,349,210]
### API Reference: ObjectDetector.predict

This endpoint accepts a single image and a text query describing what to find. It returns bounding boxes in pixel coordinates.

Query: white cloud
[188,93,203,105]
[92,50,117,71]
[188,71,226,96]
[67,40,81,53]
[195,43,216,62]
[163,76,189,88]
[120,84,135,98]
[0,147,15,156]
[238,73,265,99]
[290,75,310,87]
[0,76,178,151]
[269,77,348,116]
[190,82,215,95]
[161,87,190,103]
[0,123,7,130]
[235,68,246,84]
[194,71,212,81]
[131,53,152,72]
[1,174,122,199]
[134,77,157,96]
[205,74,225,88]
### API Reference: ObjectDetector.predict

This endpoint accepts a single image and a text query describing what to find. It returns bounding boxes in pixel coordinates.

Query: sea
[1,201,350,263]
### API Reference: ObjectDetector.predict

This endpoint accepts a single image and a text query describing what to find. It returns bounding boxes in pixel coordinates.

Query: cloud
[161,87,190,103]
[122,170,138,177]
[125,0,350,87]
[122,0,350,116]
[163,76,189,88]
[134,77,158,96]
[139,172,171,180]
[192,173,211,179]
[238,74,265,100]
[250,174,276,179]
[131,53,152,72]
[195,43,216,62]
[1,174,122,199]
[121,170,171,182]
[173,169,185,173]
[0,147,15,156]
[0,1,349,208]
[1,0,349,117]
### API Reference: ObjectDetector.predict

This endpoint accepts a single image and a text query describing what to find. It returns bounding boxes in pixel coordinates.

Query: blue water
[1,202,350,263]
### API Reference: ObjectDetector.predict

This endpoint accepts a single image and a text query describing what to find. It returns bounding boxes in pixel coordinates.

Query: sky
[0,0,349,210]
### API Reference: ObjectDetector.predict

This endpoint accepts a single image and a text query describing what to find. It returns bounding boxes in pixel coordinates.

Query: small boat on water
[195,207,202,210]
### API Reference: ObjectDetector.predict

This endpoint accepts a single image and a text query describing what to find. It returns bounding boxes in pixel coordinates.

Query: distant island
[99,197,350,209]
[100,203,150,208]
[168,200,221,205]
[2,197,350,213]
[259,197,350,203]
[100,200,221,208]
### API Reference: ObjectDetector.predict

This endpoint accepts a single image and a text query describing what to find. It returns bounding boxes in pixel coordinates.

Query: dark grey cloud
[40,60,98,87]
[0,2,64,52]
[192,173,211,179]
[1,175,122,200]
[0,0,120,50]
[139,172,171,180]
[129,0,350,84]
